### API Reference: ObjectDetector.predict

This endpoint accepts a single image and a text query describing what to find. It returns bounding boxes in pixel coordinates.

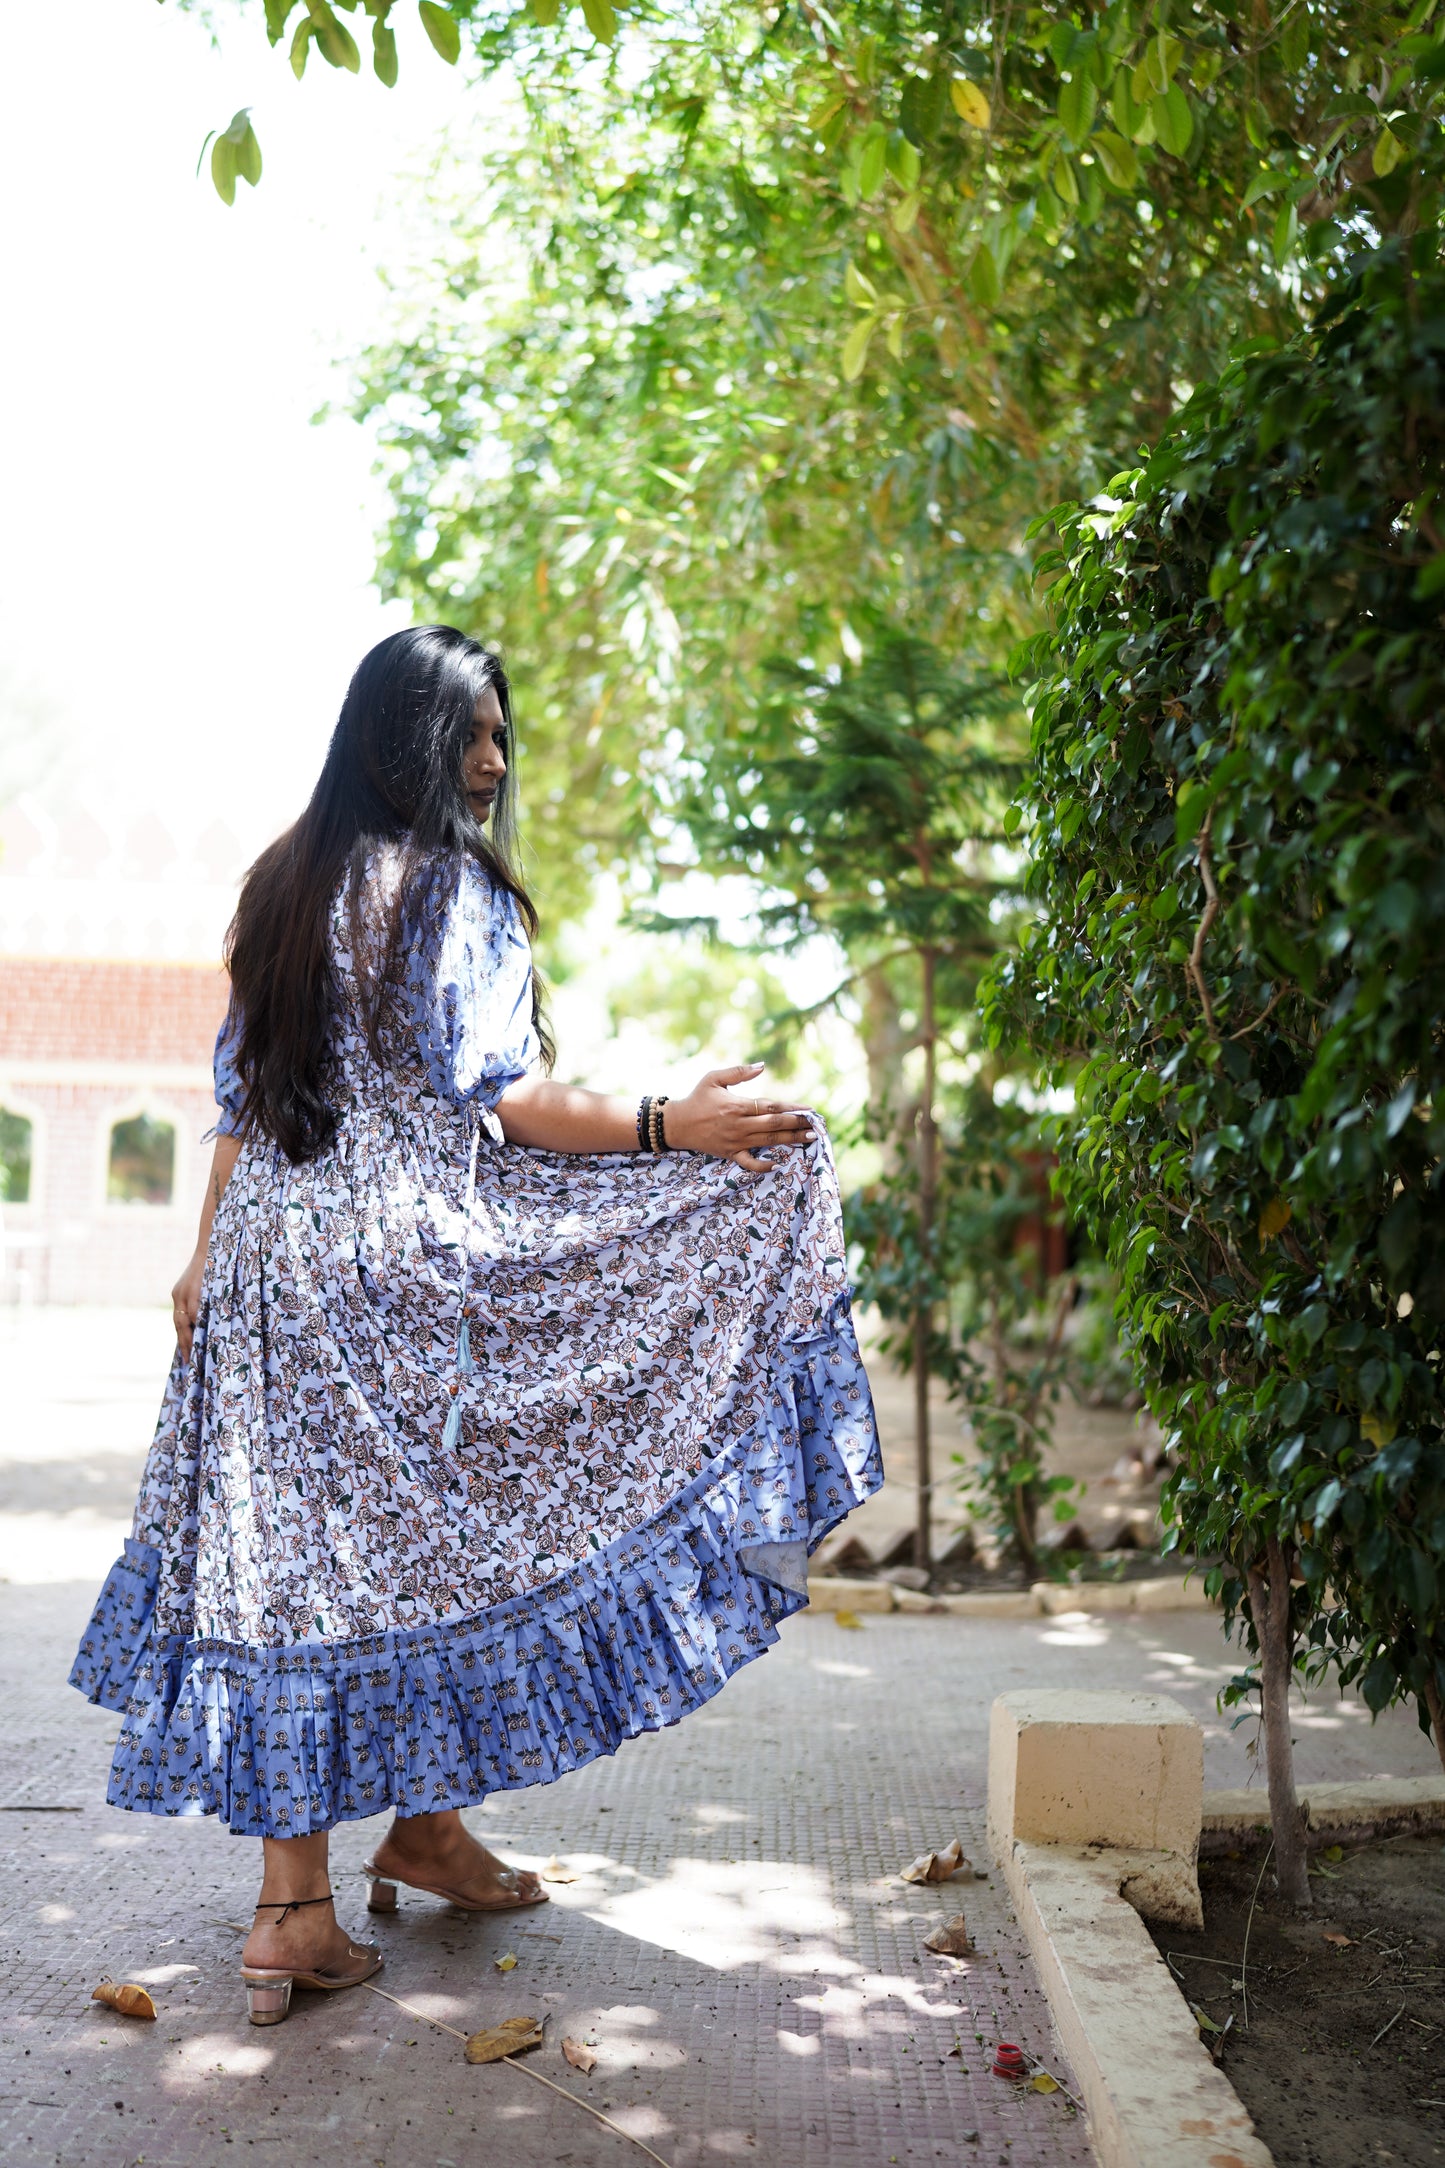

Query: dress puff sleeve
[211,1004,248,1139]
[405,855,540,1116]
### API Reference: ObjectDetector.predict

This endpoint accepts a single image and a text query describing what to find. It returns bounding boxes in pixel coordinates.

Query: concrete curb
[997,1838,1271,2168]
[1199,1774,1445,1855]
[806,1574,1218,1617]
[989,1689,1272,2168]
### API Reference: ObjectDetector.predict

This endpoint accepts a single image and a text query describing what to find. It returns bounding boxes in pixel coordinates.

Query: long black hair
[225,625,552,1164]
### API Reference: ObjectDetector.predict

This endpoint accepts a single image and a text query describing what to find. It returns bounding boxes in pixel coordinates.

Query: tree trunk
[913,945,938,1580]
[859,967,908,1171]
[1246,1536,1311,1909]
[1424,1671,1445,1782]
[1011,1480,1040,1586]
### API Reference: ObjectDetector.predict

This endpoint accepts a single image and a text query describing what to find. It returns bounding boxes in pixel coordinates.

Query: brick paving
[3,1583,1095,2168]
[4,1310,1439,2168]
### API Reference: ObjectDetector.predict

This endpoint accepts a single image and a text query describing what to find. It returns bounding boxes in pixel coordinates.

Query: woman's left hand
[665,1064,812,1172]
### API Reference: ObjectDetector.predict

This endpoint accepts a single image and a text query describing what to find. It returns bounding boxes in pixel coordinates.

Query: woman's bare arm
[496,1062,811,1172]
[171,1132,243,1361]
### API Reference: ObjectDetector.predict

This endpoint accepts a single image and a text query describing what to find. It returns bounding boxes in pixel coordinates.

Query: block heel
[365,1873,399,1914]
[243,1972,294,2026]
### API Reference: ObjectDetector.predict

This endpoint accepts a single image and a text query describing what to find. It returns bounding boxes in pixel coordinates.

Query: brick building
[0,957,231,1306]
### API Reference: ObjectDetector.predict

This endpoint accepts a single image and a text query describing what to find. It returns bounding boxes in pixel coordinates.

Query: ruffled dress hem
[69,1316,882,1837]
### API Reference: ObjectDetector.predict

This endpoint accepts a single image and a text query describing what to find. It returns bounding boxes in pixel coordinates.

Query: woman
[71,626,882,2026]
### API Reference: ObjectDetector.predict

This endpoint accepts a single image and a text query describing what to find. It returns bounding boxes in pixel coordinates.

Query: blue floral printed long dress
[70,850,883,1835]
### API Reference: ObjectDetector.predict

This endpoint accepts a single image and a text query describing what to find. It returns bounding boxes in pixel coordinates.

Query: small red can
[992,2042,1028,2080]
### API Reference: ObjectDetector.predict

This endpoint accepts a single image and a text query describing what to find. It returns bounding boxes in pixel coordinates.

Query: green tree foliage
[674,633,1024,1567]
[990,223,1445,1902]
[343,0,1445,900]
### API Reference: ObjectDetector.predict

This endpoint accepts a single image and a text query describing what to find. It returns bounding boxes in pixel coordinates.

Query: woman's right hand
[171,1246,207,1363]
[666,1064,813,1173]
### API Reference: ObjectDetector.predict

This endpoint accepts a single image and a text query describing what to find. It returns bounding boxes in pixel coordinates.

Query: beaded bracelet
[636,1094,671,1153]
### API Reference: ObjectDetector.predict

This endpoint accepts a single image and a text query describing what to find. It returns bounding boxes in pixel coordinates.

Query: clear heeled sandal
[361,1856,548,1914]
[240,1892,384,2026]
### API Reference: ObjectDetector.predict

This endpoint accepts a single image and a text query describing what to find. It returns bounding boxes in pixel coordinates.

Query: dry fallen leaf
[91,1979,157,2021]
[900,1837,971,1885]
[834,1610,863,1630]
[464,2014,545,2064]
[541,1857,578,1884]
[1031,2071,1060,2094]
[495,1951,519,1972]
[562,2036,598,2074]
[923,1914,974,1956]
[1322,1930,1353,1947]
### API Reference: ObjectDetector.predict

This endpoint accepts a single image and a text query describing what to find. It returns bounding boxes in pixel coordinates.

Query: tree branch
[1186,809,1222,1038]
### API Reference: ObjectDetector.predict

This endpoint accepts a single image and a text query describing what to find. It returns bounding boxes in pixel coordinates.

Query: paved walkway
[3,1310,1439,2168]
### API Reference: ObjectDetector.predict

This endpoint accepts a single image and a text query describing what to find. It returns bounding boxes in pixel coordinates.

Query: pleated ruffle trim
[69,1317,882,1836]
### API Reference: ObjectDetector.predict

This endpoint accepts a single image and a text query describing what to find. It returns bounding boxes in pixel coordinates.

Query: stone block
[988,1688,1203,1862]
[938,1589,1040,1618]
[1130,1574,1215,1612]
[1035,1579,1137,1614]
[805,1575,894,1614]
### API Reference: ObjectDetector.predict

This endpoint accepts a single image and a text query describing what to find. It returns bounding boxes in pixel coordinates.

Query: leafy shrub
[990,229,1445,1902]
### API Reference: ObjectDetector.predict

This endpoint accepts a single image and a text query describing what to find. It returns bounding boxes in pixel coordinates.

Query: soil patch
[1148,1838,1445,2167]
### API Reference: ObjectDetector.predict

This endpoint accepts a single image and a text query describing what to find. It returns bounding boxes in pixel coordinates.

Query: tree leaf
[1373,126,1405,177]
[969,242,1000,306]
[1146,31,1184,92]
[892,191,921,234]
[92,1979,158,2021]
[858,123,888,198]
[886,131,921,190]
[418,1,462,62]
[1258,1195,1292,1239]
[950,78,991,130]
[844,260,878,307]
[1241,168,1284,209]
[1094,130,1139,190]
[464,2015,544,2063]
[372,16,399,82]
[1151,85,1193,157]
[1272,201,1298,262]
[900,72,950,145]
[841,318,876,383]
[1110,71,1154,145]
[578,0,616,41]
[1057,75,1098,149]
[211,132,238,205]
[232,116,263,188]
[312,3,361,70]
[289,16,312,76]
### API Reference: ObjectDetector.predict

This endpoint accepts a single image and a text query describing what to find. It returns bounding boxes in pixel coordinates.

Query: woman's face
[462,685,507,824]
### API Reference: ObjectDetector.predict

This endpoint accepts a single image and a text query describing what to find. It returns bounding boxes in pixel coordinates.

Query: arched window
[107,1114,175,1206]
[0,1108,32,1204]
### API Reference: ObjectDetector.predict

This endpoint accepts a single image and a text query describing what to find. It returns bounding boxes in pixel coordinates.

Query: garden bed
[823,1539,1203,1594]
[1148,1839,1445,2168]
